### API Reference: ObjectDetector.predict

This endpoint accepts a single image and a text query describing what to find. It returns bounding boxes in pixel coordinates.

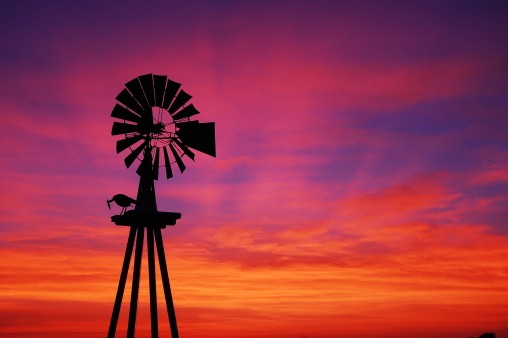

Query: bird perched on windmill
[107,194,137,215]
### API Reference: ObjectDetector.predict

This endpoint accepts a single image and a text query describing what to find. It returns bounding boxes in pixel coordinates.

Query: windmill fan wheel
[111,74,216,179]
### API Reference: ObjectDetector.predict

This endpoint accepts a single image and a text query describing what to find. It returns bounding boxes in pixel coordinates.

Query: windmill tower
[107,74,216,337]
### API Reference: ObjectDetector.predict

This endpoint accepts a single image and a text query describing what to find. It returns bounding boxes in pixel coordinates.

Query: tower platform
[111,210,181,228]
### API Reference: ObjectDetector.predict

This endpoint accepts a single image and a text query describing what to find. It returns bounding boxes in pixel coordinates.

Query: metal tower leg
[147,227,159,337]
[154,227,179,338]
[127,226,145,338]
[108,226,137,338]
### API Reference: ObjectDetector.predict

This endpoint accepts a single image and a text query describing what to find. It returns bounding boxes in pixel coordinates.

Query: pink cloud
[471,168,508,186]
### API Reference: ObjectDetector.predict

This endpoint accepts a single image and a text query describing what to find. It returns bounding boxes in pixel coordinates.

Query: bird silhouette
[107,194,137,214]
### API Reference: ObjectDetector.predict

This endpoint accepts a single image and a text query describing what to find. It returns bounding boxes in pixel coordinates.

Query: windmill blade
[116,88,146,117]
[169,143,186,173]
[116,134,144,153]
[124,140,147,168]
[111,104,141,123]
[139,74,155,107]
[125,78,150,112]
[152,147,160,180]
[172,137,195,161]
[176,122,216,157]
[168,89,192,115]
[163,146,173,179]
[162,79,181,110]
[112,122,140,135]
[171,104,200,121]
[153,75,167,107]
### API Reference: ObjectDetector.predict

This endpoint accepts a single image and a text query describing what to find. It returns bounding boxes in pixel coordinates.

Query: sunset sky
[1,1,508,337]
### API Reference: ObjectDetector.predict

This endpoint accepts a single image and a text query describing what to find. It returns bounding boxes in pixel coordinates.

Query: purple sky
[1,1,508,337]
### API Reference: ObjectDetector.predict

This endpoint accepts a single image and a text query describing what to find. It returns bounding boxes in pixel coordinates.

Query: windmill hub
[151,121,166,134]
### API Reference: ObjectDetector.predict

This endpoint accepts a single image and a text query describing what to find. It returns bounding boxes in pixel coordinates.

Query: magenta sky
[1,1,508,337]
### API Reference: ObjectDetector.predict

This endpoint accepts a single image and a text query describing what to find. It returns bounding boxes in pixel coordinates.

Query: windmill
[107,74,216,338]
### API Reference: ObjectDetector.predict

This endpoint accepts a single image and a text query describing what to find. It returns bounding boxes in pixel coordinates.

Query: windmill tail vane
[106,74,216,338]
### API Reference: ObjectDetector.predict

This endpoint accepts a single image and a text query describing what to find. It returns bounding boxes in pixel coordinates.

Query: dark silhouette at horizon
[471,333,495,338]
[479,333,495,338]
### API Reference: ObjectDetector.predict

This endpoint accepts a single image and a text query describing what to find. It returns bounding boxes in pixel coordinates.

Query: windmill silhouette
[107,74,216,337]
